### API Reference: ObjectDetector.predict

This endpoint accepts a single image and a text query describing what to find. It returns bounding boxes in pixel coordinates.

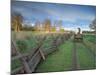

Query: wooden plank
[28,51,41,72]
[31,55,41,72]
[11,53,29,61]
[11,36,46,74]
[11,41,17,56]
[43,46,57,55]
[28,45,42,59]
[28,36,46,59]
[39,49,45,60]
[11,35,65,74]
[11,41,32,73]
[11,66,23,75]
[28,50,40,66]
[20,56,32,73]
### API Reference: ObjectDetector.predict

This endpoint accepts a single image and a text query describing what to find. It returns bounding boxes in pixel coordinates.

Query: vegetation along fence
[11,33,72,75]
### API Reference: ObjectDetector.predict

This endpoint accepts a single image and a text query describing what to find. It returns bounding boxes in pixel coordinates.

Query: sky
[11,1,96,31]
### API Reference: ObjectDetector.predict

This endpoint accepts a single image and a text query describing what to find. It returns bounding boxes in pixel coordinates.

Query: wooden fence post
[11,41,32,73]
[39,49,45,60]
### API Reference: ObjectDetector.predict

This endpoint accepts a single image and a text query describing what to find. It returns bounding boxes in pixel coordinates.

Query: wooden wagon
[74,28,83,42]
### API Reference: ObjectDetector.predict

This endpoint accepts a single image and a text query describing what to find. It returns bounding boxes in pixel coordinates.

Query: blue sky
[11,1,96,31]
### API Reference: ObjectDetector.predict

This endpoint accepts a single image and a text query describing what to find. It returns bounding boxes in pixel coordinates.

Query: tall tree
[11,12,23,32]
[89,18,96,32]
[34,20,41,31]
[43,19,51,32]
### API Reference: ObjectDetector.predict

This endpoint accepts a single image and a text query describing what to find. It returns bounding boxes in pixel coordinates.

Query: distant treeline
[11,12,96,33]
[11,25,35,31]
[11,12,65,32]
[82,31,95,34]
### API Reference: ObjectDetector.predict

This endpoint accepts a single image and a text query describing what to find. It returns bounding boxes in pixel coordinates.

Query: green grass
[35,40,73,72]
[77,43,96,70]
[83,34,96,44]
[83,34,96,55]
[16,37,38,53]
[11,59,22,70]
[11,32,96,72]
[83,40,96,55]
[11,31,68,71]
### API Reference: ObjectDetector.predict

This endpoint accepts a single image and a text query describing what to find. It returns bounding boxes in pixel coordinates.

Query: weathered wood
[29,36,46,59]
[11,66,23,75]
[11,53,29,61]
[12,41,32,73]
[11,41,17,56]
[20,55,32,73]
[39,49,45,60]
[11,33,71,74]
[42,46,57,55]
[31,55,41,72]
[28,50,40,66]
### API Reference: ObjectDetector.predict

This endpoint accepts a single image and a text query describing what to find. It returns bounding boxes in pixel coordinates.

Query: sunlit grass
[83,34,96,44]
[77,43,96,69]
[11,31,96,72]
[35,40,73,72]
[83,34,96,55]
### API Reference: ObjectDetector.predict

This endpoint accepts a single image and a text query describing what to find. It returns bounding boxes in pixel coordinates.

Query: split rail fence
[11,33,71,75]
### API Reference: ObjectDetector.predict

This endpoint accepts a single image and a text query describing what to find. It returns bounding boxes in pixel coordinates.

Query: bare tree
[89,18,96,32]
[34,20,41,31]
[43,19,51,32]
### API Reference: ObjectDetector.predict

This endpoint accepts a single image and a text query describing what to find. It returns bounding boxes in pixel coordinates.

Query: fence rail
[11,33,72,75]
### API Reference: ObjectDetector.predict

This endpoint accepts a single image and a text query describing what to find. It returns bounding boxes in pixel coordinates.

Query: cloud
[43,8,95,23]
[12,1,95,31]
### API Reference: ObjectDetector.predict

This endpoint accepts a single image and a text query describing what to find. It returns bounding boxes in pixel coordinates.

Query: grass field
[83,34,96,44]
[35,35,96,72]
[11,31,69,70]
[83,34,96,55]
[11,32,96,73]
[35,40,73,72]
[77,43,96,70]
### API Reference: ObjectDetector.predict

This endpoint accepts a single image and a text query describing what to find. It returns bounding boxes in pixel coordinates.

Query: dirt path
[69,35,80,70]
[35,36,95,72]
[71,40,95,70]
[72,42,80,70]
